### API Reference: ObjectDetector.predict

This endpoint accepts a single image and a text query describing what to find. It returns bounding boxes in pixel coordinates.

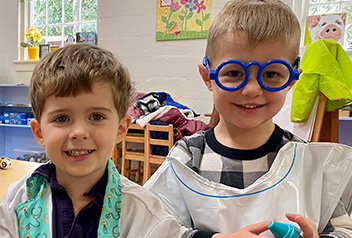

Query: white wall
[0,0,18,84]
[98,0,293,119]
[98,1,230,119]
[0,0,294,120]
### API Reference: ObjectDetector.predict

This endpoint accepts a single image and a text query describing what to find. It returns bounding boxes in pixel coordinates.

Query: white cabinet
[0,84,41,159]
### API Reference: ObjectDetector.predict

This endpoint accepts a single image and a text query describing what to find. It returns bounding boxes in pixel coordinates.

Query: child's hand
[286,213,319,238]
[211,220,272,238]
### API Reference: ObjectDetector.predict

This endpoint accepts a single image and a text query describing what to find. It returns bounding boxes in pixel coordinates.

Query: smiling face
[200,33,297,134]
[30,82,130,183]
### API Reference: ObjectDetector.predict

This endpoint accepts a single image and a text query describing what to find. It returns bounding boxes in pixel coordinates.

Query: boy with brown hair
[145,0,352,237]
[0,44,191,238]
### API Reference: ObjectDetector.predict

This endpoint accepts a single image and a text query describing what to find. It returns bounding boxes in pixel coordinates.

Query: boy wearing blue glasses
[145,0,352,237]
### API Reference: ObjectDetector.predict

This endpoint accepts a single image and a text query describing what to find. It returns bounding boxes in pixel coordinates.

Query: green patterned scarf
[15,159,122,238]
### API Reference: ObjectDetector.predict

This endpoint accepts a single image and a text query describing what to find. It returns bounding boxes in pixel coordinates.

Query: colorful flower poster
[156,0,212,41]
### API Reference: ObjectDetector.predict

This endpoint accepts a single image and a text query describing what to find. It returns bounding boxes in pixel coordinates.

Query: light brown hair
[206,0,301,65]
[30,44,133,121]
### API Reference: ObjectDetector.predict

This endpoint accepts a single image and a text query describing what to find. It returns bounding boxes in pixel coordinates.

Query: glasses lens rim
[258,61,292,90]
[206,57,297,92]
[217,61,248,90]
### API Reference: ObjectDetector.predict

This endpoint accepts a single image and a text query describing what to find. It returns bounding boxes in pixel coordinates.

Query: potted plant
[20,27,43,60]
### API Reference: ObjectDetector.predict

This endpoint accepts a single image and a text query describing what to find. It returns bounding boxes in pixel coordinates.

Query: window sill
[13,60,38,83]
[13,60,38,72]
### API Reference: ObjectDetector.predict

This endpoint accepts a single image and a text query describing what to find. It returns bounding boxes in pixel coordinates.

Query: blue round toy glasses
[203,56,300,92]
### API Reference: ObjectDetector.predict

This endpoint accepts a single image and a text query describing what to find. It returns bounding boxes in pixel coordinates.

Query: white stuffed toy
[0,156,11,169]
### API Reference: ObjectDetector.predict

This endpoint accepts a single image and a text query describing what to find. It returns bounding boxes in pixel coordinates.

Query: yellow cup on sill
[27,46,39,60]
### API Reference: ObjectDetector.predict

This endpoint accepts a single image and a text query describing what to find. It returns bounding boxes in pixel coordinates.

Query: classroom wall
[0,0,18,84]
[0,0,293,120]
[98,0,293,119]
[97,1,228,119]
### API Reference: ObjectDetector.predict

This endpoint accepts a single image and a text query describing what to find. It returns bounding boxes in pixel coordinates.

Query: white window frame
[292,0,310,41]
[18,0,32,61]
[18,0,97,61]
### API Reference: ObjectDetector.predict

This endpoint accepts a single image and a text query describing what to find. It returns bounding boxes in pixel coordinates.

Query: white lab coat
[0,174,191,238]
[145,142,352,236]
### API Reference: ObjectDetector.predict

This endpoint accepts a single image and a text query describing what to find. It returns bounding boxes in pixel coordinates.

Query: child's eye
[90,113,106,121]
[228,70,242,77]
[54,115,69,123]
[263,71,278,78]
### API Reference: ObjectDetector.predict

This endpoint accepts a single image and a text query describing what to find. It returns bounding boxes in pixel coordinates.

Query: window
[29,0,97,47]
[294,0,352,49]
[18,0,97,60]
[31,0,97,47]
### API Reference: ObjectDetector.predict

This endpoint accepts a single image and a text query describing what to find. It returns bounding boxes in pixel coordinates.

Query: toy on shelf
[16,153,47,163]
[0,156,12,169]
[268,221,302,238]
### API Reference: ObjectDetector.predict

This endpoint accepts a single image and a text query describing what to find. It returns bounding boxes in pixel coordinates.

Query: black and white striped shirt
[170,125,352,238]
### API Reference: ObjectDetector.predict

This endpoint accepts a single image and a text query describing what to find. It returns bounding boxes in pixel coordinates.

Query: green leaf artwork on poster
[156,0,212,41]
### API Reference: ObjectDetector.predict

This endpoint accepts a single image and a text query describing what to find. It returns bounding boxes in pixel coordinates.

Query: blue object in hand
[268,221,302,238]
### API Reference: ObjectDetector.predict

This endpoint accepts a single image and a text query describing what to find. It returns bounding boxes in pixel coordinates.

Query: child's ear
[30,119,45,147]
[198,64,213,91]
[115,115,132,143]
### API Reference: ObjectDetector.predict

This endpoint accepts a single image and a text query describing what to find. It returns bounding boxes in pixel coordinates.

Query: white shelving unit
[0,84,41,159]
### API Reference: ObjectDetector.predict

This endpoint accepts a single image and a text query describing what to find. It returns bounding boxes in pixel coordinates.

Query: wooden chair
[143,123,174,184]
[310,93,339,142]
[121,122,174,185]
[121,123,146,184]
[110,143,122,173]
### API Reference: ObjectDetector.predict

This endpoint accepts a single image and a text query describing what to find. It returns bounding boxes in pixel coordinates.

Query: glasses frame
[203,56,300,92]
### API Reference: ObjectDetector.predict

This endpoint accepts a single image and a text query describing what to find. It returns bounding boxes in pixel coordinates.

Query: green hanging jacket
[291,39,352,122]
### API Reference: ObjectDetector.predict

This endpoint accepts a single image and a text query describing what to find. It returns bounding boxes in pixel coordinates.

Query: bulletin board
[156,0,212,41]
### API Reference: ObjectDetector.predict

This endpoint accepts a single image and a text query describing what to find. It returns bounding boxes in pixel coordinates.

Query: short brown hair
[30,44,133,121]
[206,0,301,64]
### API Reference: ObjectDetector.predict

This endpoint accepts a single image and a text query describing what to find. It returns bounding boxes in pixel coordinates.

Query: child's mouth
[65,149,95,156]
[239,104,263,109]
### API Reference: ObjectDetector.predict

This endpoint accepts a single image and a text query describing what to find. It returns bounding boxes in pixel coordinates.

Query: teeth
[242,105,260,108]
[67,150,92,156]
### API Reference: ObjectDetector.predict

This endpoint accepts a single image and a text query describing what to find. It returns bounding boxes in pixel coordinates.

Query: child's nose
[70,123,89,140]
[241,71,263,97]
